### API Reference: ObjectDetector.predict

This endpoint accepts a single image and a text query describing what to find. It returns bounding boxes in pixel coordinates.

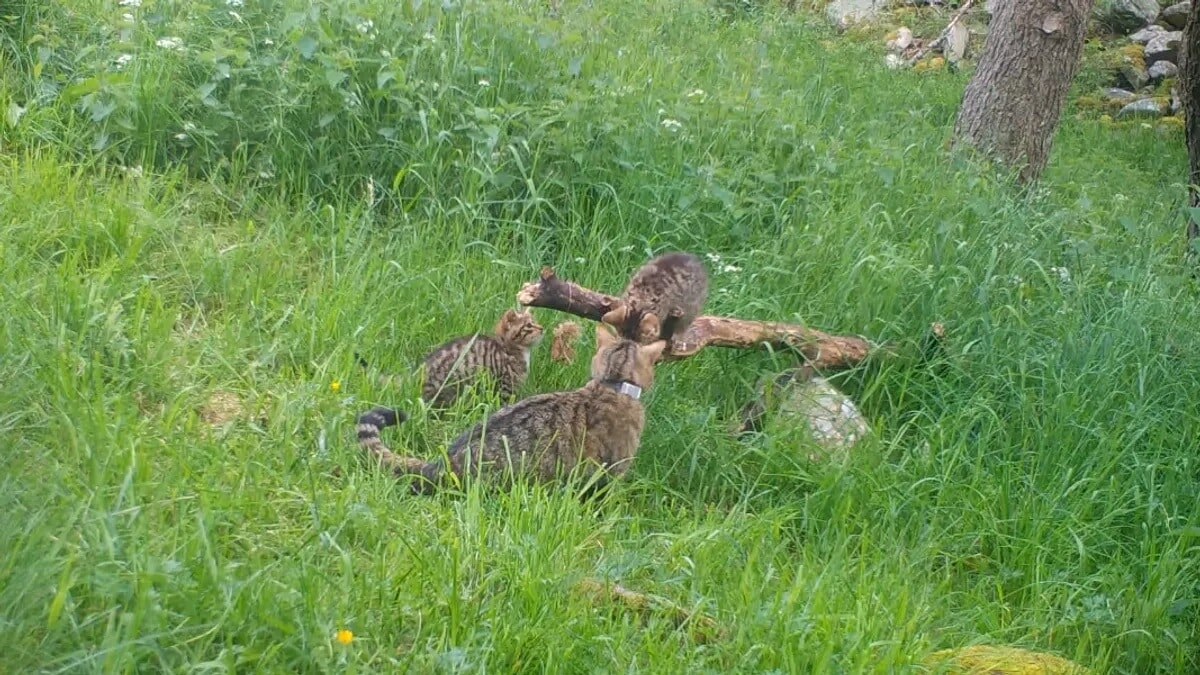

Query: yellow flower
[336,629,354,645]
[330,380,341,393]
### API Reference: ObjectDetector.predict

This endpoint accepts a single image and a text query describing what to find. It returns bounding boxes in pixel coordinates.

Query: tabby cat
[356,323,668,495]
[602,252,710,343]
[360,309,543,409]
[421,308,544,408]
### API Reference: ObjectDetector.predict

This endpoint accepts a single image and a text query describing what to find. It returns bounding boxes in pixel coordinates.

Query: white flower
[706,252,722,264]
[228,10,242,21]
[885,53,905,70]
[121,165,144,178]
[174,133,188,141]
[686,88,706,99]
[661,118,682,132]
[155,37,183,50]
[356,19,374,34]
[121,12,134,21]
[182,121,197,131]
[721,263,741,273]
[118,0,141,7]
[226,0,244,6]
[1051,266,1071,283]
[574,257,586,264]
[657,108,666,115]
[423,31,437,42]
[478,78,491,87]
[114,53,134,69]
[262,37,274,46]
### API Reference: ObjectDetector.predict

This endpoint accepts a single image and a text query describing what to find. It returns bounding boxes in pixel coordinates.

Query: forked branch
[516,267,874,369]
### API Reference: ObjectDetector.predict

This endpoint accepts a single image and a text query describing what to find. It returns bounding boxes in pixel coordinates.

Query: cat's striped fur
[602,252,709,343]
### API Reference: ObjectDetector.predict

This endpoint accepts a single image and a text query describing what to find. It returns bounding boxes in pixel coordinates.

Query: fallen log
[516,267,874,368]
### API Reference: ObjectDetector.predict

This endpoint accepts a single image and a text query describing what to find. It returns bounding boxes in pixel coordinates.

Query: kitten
[359,309,544,409]
[421,309,544,409]
[356,323,668,495]
[602,252,709,343]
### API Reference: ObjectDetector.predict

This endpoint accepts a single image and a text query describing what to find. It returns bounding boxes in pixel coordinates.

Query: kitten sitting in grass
[356,323,667,495]
[359,309,544,410]
[602,252,709,343]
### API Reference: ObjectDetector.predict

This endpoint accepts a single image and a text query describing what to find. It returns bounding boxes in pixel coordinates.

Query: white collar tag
[616,382,642,400]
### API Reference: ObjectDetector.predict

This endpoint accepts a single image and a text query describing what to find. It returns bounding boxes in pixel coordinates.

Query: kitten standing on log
[602,252,709,343]
[356,323,668,495]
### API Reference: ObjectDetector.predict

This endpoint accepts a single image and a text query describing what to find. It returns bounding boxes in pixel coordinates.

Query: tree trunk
[1180,0,1200,259]
[952,0,1095,184]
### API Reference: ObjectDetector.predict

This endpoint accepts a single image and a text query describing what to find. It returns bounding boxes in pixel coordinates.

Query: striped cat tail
[355,407,441,494]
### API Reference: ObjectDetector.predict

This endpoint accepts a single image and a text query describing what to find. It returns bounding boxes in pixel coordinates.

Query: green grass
[1,0,1198,672]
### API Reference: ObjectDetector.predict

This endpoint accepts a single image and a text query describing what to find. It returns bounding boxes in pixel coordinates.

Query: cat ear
[601,305,627,327]
[595,321,618,348]
[639,339,668,364]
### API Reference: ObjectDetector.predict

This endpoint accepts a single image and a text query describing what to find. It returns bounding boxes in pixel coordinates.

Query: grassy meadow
[2,0,1199,671]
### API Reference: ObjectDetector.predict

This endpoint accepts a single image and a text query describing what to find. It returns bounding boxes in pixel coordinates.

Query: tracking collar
[598,379,642,400]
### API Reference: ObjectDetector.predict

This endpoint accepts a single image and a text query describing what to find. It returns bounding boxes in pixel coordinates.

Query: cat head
[495,309,545,348]
[591,322,668,391]
[601,304,662,343]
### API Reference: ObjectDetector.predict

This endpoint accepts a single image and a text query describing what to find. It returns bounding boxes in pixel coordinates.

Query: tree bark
[952,0,1095,184]
[1180,0,1200,259]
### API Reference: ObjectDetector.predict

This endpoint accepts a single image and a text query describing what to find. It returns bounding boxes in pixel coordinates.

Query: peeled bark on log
[516,267,873,369]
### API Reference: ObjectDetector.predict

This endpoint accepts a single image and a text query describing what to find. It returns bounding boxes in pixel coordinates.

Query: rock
[945,21,969,64]
[826,0,883,28]
[735,372,870,460]
[1119,63,1150,90]
[1172,91,1182,115]
[1129,24,1167,44]
[1104,87,1138,101]
[1094,0,1161,34]
[1161,2,1191,30]
[1129,25,1166,43]
[1149,60,1179,82]
[1116,98,1166,119]
[1145,31,1181,65]
[886,27,913,52]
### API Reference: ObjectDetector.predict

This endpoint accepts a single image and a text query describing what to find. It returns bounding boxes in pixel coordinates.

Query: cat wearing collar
[356,323,667,495]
